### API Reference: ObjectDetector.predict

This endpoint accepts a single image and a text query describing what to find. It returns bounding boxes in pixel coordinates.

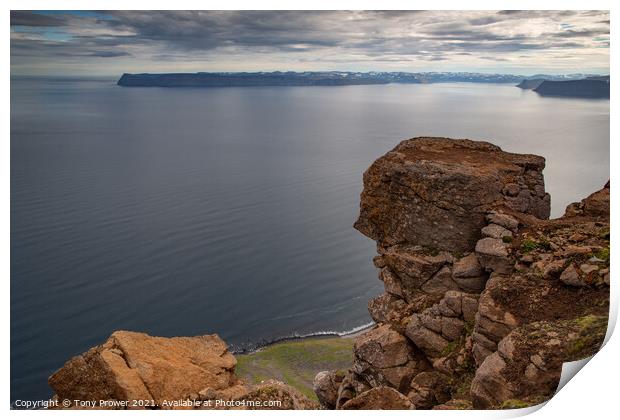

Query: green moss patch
[235,336,355,401]
[520,238,551,253]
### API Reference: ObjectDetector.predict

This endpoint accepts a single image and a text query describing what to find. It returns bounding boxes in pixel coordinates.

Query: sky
[10,10,610,76]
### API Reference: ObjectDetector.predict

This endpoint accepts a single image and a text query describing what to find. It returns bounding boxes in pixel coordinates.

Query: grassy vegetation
[592,247,610,264]
[441,340,459,357]
[500,399,533,409]
[568,315,608,359]
[235,336,355,401]
[520,238,552,253]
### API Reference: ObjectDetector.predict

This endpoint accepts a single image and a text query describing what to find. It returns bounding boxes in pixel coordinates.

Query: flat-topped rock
[49,331,238,409]
[354,137,550,253]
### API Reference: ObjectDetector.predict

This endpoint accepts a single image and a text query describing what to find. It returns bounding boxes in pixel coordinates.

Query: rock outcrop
[352,324,430,393]
[354,137,550,253]
[48,331,318,410]
[340,386,415,410]
[49,331,239,408]
[471,315,607,408]
[319,137,608,410]
[313,370,343,409]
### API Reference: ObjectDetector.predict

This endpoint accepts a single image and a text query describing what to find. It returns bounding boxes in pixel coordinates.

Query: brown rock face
[367,293,415,332]
[353,324,430,392]
[49,331,238,409]
[330,137,608,410]
[354,137,550,253]
[471,191,611,368]
[313,370,344,409]
[234,380,319,410]
[340,386,415,410]
[406,291,479,360]
[564,180,610,220]
[470,316,607,408]
[408,371,452,409]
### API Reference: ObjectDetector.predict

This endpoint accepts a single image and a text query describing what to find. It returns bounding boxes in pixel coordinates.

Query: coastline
[232,321,375,355]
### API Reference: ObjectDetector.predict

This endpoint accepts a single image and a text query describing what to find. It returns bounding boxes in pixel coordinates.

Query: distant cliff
[117,71,596,88]
[117,72,403,87]
[533,79,609,98]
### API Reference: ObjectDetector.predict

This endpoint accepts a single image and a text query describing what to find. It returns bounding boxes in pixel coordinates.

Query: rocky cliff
[315,137,609,410]
[533,79,610,99]
[48,331,318,409]
[48,137,609,410]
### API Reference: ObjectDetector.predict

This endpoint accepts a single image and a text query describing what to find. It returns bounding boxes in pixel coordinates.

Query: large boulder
[405,291,479,360]
[564,180,610,220]
[233,380,319,410]
[452,253,488,292]
[354,137,550,253]
[367,293,416,332]
[407,371,452,409]
[352,324,430,392]
[313,370,344,409]
[475,237,512,274]
[379,246,453,301]
[49,331,238,409]
[340,386,415,410]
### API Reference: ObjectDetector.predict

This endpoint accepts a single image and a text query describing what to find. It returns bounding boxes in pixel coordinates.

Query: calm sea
[10,78,609,403]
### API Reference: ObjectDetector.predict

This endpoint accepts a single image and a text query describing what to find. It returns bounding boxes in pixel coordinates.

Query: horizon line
[11,69,611,78]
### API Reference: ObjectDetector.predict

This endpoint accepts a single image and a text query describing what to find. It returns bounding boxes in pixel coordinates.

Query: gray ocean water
[10,78,609,404]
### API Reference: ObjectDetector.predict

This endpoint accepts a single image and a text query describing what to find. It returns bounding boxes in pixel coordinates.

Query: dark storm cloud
[11,10,67,27]
[104,10,349,50]
[11,36,133,58]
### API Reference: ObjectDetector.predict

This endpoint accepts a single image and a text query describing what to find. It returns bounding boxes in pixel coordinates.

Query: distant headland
[116,71,602,88]
[516,75,610,99]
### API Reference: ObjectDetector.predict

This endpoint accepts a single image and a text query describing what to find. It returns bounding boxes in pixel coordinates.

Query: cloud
[10,10,610,76]
[10,11,67,27]
[544,28,609,38]
[88,50,131,57]
[468,16,503,26]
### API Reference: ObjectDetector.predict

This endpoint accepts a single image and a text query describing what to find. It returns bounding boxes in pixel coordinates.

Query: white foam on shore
[231,321,376,354]
[288,321,375,339]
